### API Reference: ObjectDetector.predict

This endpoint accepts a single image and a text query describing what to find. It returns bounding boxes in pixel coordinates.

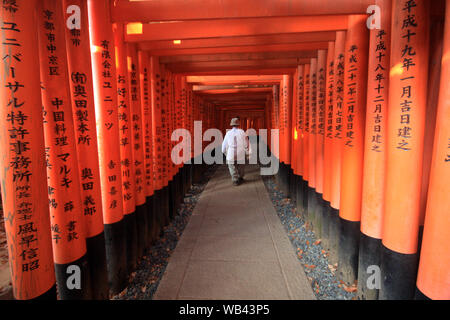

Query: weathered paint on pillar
[38,0,90,299]
[381,0,430,300]
[0,0,56,300]
[416,0,450,300]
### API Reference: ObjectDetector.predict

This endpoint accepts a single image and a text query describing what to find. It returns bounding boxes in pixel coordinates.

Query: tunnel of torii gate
[0,0,448,301]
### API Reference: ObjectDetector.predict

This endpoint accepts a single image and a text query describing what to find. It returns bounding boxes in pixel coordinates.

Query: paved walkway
[154,165,315,300]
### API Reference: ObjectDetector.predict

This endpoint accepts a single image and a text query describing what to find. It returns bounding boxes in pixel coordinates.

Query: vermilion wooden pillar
[323,42,335,204]
[272,85,280,160]
[138,50,156,244]
[0,0,56,300]
[87,0,127,295]
[291,68,299,205]
[381,0,430,300]
[283,74,293,197]
[63,0,109,300]
[159,65,170,225]
[308,58,317,191]
[358,0,392,300]
[38,0,90,299]
[322,41,335,253]
[307,58,317,225]
[314,49,327,238]
[113,22,137,273]
[295,65,305,213]
[302,64,311,212]
[416,0,450,300]
[329,31,346,265]
[337,14,369,286]
[284,75,292,168]
[291,68,299,177]
[150,56,166,234]
[127,43,147,258]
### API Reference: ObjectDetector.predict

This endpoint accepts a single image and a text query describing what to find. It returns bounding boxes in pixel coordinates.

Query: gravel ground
[262,175,357,300]
[112,165,217,300]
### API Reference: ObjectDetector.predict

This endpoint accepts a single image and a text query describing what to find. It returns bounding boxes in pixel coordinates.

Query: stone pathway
[154,164,315,300]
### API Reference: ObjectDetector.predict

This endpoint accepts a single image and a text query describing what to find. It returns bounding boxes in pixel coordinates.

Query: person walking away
[222,118,250,186]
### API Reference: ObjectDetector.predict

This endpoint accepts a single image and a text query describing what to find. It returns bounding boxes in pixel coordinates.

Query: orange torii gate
[0,0,448,301]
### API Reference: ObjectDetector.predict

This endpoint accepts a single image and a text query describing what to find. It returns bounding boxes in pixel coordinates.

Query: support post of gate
[329,31,346,265]
[337,14,369,286]
[381,0,430,300]
[64,0,109,300]
[322,41,335,253]
[0,0,56,300]
[315,49,327,238]
[415,0,450,300]
[358,0,391,300]
[38,0,91,299]
[87,0,127,295]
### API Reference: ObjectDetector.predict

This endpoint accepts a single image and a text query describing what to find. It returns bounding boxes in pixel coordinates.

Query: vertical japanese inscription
[1,0,55,299]
[395,1,419,152]
[38,1,86,264]
[64,0,104,238]
[128,45,145,206]
[87,0,123,225]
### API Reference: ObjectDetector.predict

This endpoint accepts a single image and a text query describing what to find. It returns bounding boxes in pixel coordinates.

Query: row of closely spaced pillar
[0,0,217,299]
[271,0,449,300]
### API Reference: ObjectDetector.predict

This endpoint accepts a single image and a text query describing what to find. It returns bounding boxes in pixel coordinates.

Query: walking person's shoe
[238,177,244,183]
[233,180,240,186]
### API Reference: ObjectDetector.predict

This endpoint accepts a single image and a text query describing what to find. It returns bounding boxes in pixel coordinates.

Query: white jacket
[222,127,250,163]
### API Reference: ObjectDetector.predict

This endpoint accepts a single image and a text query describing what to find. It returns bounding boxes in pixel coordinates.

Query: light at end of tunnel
[173,39,182,45]
[294,128,298,140]
[115,46,119,69]
[91,45,101,54]
[126,22,143,35]
[390,62,404,77]
[127,56,132,72]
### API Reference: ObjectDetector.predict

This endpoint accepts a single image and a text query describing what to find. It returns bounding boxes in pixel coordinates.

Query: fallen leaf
[343,285,357,293]
[304,264,316,269]
[314,240,321,245]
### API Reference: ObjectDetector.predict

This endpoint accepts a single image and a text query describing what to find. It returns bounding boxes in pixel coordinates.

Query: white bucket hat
[230,118,240,126]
